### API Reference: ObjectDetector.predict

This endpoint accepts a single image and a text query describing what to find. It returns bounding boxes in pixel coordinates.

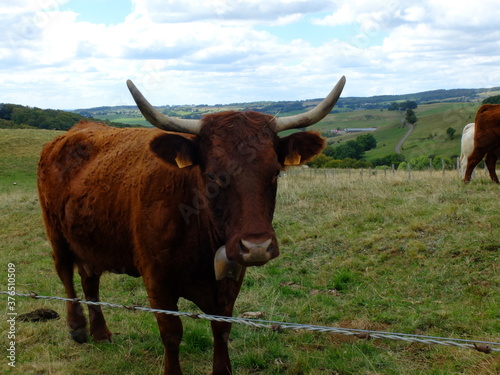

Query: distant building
[344,128,377,133]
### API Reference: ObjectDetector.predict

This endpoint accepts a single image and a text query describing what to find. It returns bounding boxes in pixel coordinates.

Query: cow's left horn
[275,76,346,132]
[127,80,202,134]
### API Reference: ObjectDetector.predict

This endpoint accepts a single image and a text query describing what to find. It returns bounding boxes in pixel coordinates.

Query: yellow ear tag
[284,153,302,166]
[175,155,193,168]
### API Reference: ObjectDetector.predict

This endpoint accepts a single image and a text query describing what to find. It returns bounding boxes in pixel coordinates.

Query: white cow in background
[460,123,476,178]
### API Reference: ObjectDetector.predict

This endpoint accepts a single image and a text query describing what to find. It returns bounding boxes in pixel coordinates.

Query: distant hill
[70,90,486,166]
[336,86,500,110]
[71,86,500,122]
[4,86,500,131]
[0,103,145,130]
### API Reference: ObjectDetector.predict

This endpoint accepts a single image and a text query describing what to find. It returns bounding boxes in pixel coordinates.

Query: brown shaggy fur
[37,115,324,375]
[464,105,500,183]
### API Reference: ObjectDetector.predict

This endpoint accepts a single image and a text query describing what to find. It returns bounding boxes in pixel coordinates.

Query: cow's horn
[275,76,346,132]
[214,246,243,281]
[127,80,202,134]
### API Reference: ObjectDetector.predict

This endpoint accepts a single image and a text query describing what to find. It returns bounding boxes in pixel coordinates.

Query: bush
[307,154,332,168]
[372,153,405,168]
[398,156,456,171]
[431,156,455,170]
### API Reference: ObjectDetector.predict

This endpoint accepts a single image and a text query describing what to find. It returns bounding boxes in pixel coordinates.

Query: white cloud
[130,0,332,23]
[1,0,500,108]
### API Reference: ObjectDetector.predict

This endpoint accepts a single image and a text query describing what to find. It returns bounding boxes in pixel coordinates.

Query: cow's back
[37,121,197,276]
[474,105,500,147]
[475,104,500,129]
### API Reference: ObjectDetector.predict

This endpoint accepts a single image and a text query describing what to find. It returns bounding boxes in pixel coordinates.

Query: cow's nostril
[240,238,272,253]
[239,239,273,265]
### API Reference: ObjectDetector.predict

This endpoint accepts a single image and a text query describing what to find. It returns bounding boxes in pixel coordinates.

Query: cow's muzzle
[239,238,273,265]
[214,238,276,280]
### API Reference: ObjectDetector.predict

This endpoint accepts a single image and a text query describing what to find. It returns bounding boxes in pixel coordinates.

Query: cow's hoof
[91,330,112,343]
[70,328,89,343]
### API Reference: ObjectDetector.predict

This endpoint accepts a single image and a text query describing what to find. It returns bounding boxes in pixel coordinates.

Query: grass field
[1,129,499,374]
[309,102,480,163]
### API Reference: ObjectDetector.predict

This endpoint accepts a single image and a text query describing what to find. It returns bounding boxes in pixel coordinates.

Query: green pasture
[314,102,480,163]
[0,129,63,193]
[0,129,499,374]
[92,114,151,127]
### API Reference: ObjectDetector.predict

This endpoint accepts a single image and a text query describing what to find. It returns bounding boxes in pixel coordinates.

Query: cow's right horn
[275,76,346,132]
[127,80,202,135]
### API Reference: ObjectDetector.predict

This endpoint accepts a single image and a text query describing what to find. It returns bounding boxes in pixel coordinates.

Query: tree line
[0,103,138,130]
[307,130,459,170]
[308,134,379,169]
[482,95,500,104]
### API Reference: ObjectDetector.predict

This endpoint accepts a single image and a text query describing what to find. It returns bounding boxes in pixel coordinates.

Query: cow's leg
[211,320,233,375]
[51,239,88,343]
[78,266,112,342]
[485,153,499,183]
[195,279,243,375]
[464,148,486,182]
[144,280,183,375]
[156,312,183,375]
[460,154,467,178]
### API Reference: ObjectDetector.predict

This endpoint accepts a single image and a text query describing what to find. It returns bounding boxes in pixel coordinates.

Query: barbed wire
[2,291,499,354]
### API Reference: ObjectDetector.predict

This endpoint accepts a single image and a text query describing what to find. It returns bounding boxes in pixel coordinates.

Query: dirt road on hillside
[395,123,414,154]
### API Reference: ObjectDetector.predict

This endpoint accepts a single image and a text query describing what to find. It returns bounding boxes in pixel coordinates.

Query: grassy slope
[313,102,480,162]
[0,127,499,374]
[401,103,478,160]
[0,129,63,193]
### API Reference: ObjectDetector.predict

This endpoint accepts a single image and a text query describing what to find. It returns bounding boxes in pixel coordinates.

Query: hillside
[2,85,497,166]
[0,129,62,193]
[71,85,500,121]
[315,102,479,163]
[0,103,145,130]
[338,86,500,110]
[68,86,493,165]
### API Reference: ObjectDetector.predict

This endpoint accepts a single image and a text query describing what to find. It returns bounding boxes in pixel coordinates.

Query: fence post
[442,158,446,175]
[429,158,433,174]
[408,163,412,180]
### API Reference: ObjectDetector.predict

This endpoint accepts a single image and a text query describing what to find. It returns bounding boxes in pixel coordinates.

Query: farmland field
[0,129,499,374]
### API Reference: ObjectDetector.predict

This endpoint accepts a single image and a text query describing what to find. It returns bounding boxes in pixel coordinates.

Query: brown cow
[464,104,500,183]
[37,76,345,375]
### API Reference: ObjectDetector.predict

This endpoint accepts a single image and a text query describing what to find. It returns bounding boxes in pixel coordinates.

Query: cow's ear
[150,134,199,168]
[277,132,325,166]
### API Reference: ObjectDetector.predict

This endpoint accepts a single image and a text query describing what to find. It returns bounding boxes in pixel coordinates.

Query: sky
[2,0,500,109]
